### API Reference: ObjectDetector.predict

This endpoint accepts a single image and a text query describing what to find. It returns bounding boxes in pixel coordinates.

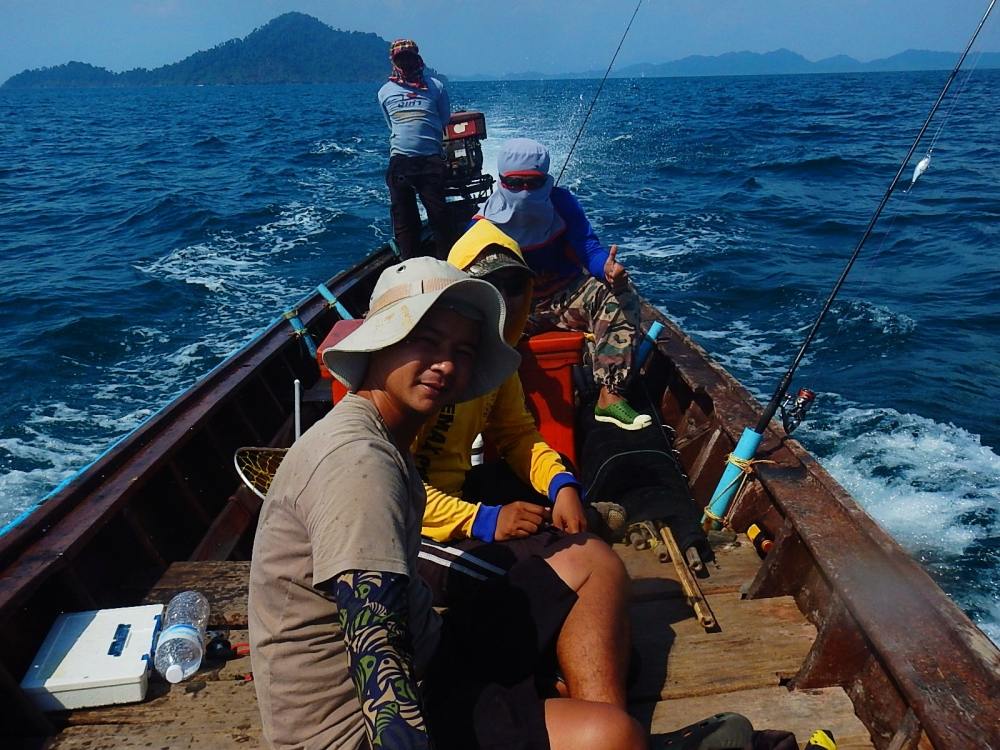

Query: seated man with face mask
[473,137,653,430]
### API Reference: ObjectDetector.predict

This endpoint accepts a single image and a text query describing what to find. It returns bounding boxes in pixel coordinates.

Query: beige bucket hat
[321,257,521,401]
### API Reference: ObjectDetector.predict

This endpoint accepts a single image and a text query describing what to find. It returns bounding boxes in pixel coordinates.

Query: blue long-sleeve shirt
[476,187,609,297]
[378,78,450,157]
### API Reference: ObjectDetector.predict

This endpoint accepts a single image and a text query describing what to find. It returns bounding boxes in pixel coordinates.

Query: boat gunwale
[653,315,1000,748]
[0,249,390,605]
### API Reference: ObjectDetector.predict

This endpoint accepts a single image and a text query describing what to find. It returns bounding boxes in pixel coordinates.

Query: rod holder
[702,427,762,530]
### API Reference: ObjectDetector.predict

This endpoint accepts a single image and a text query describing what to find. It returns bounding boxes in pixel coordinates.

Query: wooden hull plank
[45,724,261,749]
[633,685,873,748]
[629,593,815,702]
[55,680,261,730]
[618,538,761,602]
[140,561,250,628]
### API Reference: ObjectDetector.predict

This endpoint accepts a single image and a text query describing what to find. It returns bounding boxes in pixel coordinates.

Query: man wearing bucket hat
[248,257,645,750]
[475,137,653,431]
[378,39,453,260]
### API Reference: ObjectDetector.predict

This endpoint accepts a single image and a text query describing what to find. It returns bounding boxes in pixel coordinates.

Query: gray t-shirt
[248,393,441,750]
[377,77,450,157]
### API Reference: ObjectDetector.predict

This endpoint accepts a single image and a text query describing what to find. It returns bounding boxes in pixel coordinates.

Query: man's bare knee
[546,699,646,750]
[543,534,628,592]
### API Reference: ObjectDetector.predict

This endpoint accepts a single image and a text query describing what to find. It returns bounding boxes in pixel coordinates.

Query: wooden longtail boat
[1,115,998,750]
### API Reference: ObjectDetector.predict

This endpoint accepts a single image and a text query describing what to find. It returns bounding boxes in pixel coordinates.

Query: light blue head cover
[477,138,566,250]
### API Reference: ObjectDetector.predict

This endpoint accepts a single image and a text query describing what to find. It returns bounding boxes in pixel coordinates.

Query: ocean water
[1,73,997,642]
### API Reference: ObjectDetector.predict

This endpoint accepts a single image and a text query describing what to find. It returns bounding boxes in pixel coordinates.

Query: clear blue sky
[2,0,998,83]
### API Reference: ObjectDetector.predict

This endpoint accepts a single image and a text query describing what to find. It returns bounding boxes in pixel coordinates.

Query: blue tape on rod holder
[702,427,763,529]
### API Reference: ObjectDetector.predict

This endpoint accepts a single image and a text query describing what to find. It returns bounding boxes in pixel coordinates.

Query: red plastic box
[517,331,585,468]
[316,320,362,404]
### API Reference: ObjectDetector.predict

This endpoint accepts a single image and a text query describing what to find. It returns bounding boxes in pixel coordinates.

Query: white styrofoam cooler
[21,604,164,711]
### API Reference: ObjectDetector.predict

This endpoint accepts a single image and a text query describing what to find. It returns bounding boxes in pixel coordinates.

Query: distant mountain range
[2,13,441,89]
[4,12,999,89]
[455,48,1000,81]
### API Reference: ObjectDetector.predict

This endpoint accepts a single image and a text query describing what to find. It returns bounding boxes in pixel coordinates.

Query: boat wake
[803,402,1000,645]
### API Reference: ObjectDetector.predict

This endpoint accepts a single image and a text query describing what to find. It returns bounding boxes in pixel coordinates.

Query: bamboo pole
[659,524,716,631]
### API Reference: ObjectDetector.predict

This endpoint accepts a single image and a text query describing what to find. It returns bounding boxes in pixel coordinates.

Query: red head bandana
[388,39,427,90]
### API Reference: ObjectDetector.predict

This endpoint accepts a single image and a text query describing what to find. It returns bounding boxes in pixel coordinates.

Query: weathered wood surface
[48,539,867,749]
[49,624,261,747]
[140,561,250,628]
[619,536,760,602]
[45,725,261,750]
[629,592,815,702]
[635,686,873,748]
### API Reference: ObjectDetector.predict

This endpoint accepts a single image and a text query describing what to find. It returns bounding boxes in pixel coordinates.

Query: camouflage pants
[527,275,642,394]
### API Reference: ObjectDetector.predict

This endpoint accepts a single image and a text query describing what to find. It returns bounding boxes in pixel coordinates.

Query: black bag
[578,407,711,560]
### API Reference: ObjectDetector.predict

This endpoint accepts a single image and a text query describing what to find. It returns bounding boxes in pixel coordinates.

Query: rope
[554,0,643,186]
[705,454,775,528]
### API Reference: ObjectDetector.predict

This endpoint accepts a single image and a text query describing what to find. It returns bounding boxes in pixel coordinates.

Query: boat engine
[443,111,494,207]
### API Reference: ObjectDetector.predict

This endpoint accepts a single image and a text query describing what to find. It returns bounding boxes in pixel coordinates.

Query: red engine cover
[445,111,487,141]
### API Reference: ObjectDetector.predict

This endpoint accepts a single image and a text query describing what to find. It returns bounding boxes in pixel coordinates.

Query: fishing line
[928,48,986,152]
[798,42,992,380]
[753,0,997,434]
[554,0,642,186]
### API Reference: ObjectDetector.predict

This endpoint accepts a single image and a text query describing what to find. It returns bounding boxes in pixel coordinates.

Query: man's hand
[603,244,629,293]
[551,486,588,534]
[495,501,550,541]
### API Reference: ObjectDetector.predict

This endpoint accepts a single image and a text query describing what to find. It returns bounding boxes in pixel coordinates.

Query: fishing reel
[780,387,816,434]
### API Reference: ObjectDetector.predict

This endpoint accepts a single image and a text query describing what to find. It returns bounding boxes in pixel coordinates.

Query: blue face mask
[478,174,565,249]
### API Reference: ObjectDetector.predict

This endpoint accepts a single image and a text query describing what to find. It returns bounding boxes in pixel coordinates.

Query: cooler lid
[21,604,164,693]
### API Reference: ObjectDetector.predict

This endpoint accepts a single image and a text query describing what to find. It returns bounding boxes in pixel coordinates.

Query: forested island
[2,13,438,89]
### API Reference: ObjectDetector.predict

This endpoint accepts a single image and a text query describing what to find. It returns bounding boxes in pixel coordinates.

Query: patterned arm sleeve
[332,570,430,749]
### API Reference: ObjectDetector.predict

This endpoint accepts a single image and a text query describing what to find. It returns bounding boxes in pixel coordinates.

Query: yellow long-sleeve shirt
[413,220,578,542]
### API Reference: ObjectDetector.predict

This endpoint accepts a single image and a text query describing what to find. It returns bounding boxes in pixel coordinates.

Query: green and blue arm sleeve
[332,570,430,750]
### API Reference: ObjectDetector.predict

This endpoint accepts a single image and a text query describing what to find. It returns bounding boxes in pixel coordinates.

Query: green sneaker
[594,400,652,430]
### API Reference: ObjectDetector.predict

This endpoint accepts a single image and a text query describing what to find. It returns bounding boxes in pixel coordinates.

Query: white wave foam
[800,403,1000,642]
[807,406,999,548]
[833,298,916,337]
[312,140,358,155]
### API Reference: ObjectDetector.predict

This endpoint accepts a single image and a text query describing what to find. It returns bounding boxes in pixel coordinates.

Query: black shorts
[421,555,578,750]
[418,528,579,607]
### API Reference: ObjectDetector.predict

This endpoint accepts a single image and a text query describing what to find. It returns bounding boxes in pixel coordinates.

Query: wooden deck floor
[43,538,874,749]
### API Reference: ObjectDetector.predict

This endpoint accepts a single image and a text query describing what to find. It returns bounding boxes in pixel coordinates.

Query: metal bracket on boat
[282,309,317,359]
[316,283,353,320]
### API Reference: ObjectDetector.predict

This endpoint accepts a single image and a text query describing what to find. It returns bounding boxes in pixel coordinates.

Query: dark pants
[423,555,578,750]
[385,153,452,260]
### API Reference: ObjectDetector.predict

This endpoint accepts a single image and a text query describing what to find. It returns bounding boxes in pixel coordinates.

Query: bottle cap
[165,664,184,683]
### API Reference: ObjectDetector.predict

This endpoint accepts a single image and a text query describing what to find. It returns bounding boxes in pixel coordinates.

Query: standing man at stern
[378,39,453,260]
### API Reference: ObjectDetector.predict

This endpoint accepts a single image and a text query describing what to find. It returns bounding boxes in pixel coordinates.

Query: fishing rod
[702,0,998,530]
[554,0,643,186]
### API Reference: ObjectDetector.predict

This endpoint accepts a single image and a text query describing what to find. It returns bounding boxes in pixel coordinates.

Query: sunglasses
[500,174,547,191]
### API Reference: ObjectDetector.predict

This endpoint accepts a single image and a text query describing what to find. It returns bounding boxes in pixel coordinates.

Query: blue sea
[1,72,997,643]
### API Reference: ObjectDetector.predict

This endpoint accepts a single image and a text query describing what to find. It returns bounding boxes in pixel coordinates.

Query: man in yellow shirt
[414,220,633,712]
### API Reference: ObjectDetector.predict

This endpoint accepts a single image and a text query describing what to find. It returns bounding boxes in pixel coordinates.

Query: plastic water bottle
[154,591,210,683]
